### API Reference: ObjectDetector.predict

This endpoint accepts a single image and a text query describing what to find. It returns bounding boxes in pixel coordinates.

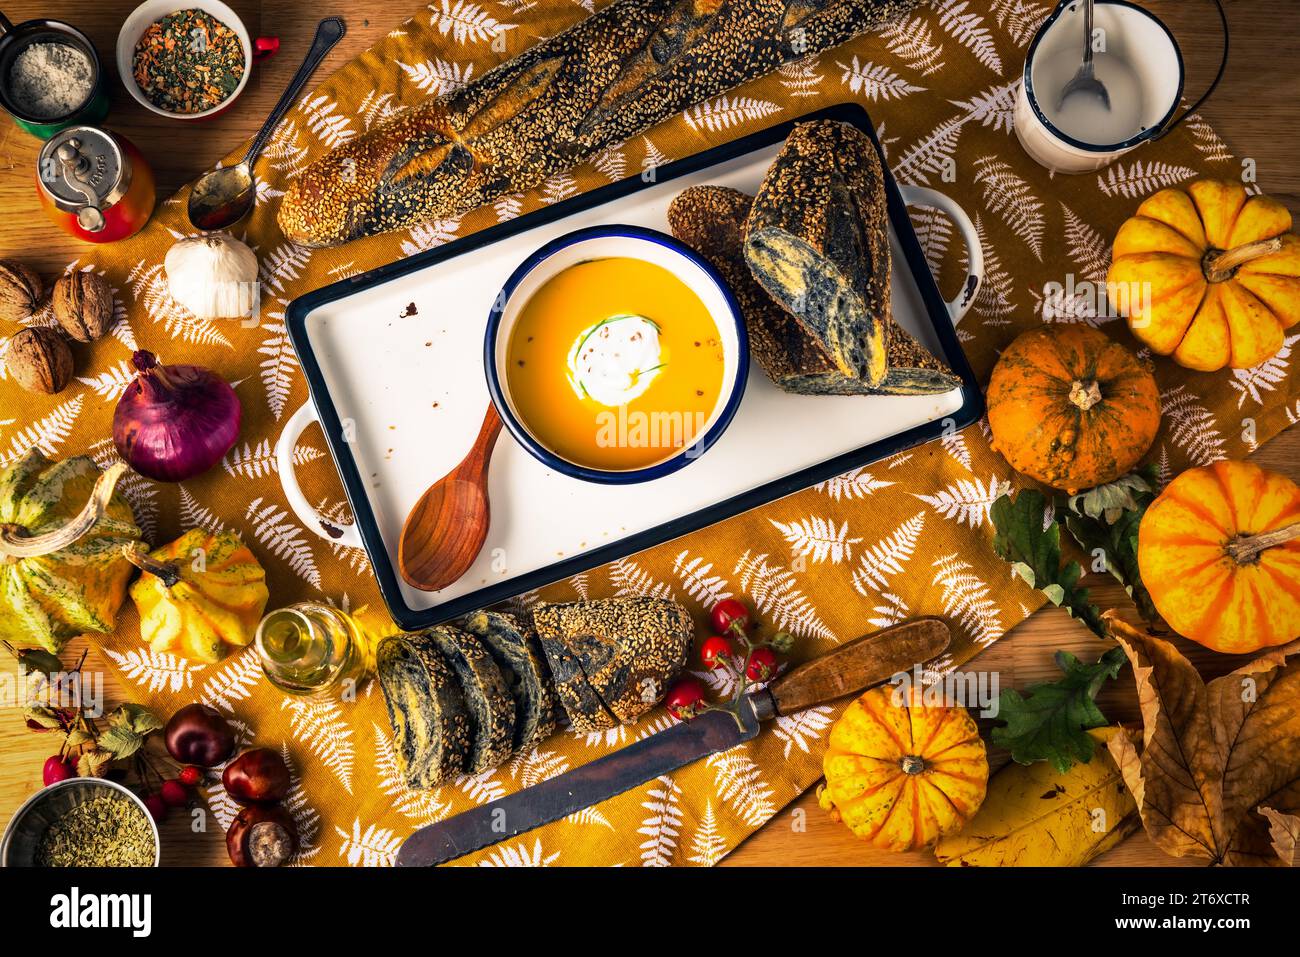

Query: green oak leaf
[991,647,1129,773]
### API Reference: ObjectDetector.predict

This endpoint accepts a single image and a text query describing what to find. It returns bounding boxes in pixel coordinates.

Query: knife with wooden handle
[395,617,949,866]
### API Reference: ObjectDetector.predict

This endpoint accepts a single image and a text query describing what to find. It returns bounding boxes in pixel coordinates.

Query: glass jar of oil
[254,602,366,697]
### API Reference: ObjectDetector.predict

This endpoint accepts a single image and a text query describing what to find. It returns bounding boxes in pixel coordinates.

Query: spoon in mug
[1057,0,1110,112]
[398,404,504,592]
[188,17,346,231]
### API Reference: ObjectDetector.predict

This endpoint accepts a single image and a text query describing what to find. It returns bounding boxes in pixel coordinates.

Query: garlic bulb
[164,234,259,320]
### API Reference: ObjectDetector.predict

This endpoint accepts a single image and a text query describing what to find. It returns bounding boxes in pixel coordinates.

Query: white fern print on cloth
[734,551,836,643]
[687,801,728,866]
[814,467,894,500]
[707,748,776,827]
[837,56,924,101]
[852,510,926,595]
[429,0,514,45]
[768,516,862,564]
[673,550,734,607]
[283,697,356,794]
[973,156,1046,260]
[336,819,402,867]
[932,553,1005,646]
[397,58,474,94]
[477,838,560,867]
[682,94,781,133]
[638,776,682,867]
[913,474,1011,528]
[104,648,201,694]
[1097,158,1197,199]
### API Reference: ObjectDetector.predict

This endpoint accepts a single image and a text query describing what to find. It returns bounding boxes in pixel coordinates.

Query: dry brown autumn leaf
[1104,611,1300,865]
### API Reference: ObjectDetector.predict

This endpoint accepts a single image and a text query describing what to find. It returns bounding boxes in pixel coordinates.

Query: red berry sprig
[664,599,794,729]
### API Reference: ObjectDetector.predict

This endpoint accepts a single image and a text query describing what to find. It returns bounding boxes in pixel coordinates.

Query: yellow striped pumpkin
[0,451,141,653]
[819,686,988,852]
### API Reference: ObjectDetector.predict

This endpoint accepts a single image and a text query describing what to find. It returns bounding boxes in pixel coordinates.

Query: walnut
[0,260,42,324]
[52,272,113,342]
[6,327,73,394]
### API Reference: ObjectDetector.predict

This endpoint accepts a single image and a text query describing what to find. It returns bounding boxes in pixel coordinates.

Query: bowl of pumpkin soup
[486,225,748,483]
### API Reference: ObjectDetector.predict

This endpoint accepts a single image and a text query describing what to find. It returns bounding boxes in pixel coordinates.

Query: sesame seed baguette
[278,0,919,247]
[532,597,694,726]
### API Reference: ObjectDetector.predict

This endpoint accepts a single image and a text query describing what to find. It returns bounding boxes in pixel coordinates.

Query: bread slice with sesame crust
[376,632,472,788]
[744,120,893,385]
[532,597,694,725]
[532,620,621,734]
[462,609,558,750]
[422,625,516,773]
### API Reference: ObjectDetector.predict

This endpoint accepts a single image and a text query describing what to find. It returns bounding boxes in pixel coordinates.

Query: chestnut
[222,748,290,804]
[165,703,235,768]
[226,804,298,867]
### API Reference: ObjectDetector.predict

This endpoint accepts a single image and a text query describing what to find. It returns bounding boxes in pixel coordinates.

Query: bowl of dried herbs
[116,1,255,119]
[1,777,159,867]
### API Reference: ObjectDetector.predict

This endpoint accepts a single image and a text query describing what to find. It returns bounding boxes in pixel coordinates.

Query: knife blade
[396,616,950,866]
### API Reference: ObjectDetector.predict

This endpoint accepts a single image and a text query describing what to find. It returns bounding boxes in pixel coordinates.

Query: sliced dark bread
[532,597,693,724]
[376,632,471,788]
[671,184,958,396]
[423,625,515,773]
[532,619,620,734]
[744,120,892,385]
[670,185,842,388]
[462,609,558,750]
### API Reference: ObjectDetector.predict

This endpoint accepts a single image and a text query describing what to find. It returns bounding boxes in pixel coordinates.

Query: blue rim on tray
[284,102,986,631]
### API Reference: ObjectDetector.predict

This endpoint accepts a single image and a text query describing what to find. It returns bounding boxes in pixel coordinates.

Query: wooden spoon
[398,404,503,591]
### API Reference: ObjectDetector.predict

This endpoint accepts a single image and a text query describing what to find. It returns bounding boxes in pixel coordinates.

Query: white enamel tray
[281,104,986,630]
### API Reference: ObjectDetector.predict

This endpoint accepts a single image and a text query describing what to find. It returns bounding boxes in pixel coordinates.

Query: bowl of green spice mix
[117,1,258,119]
[2,778,159,867]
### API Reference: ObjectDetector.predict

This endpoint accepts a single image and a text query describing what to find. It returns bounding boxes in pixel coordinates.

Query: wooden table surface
[1,0,1296,868]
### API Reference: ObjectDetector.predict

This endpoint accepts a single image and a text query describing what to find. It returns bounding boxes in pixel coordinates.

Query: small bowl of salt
[0,14,110,139]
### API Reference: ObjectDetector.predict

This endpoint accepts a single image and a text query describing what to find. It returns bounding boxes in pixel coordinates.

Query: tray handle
[899,185,983,327]
[277,402,366,549]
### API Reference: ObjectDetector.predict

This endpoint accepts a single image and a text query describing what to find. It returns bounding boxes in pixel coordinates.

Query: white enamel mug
[1014,0,1228,174]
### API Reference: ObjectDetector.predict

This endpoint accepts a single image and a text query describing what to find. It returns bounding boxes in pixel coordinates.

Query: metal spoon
[1057,0,1110,112]
[187,16,345,231]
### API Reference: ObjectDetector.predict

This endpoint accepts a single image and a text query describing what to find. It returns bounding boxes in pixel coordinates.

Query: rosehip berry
[143,793,169,822]
[665,677,708,721]
[709,598,751,637]
[42,755,75,786]
[178,765,203,787]
[700,635,734,670]
[746,647,779,682]
[160,779,190,808]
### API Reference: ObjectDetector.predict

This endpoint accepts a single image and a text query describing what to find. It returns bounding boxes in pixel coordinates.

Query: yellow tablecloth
[4,0,1293,866]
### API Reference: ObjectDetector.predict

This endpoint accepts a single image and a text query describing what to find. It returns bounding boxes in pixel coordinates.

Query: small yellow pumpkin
[819,686,988,852]
[1107,180,1300,371]
[128,528,270,664]
[1138,460,1300,654]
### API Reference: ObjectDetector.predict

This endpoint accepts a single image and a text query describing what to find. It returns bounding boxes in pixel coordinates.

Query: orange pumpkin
[1107,180,1300,371]
[1139,460,1300,654]
[818,686,988,852]
[987,325,1160,493]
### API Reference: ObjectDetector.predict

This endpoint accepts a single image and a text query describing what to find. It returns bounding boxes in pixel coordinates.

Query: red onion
[113,351,241,482]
